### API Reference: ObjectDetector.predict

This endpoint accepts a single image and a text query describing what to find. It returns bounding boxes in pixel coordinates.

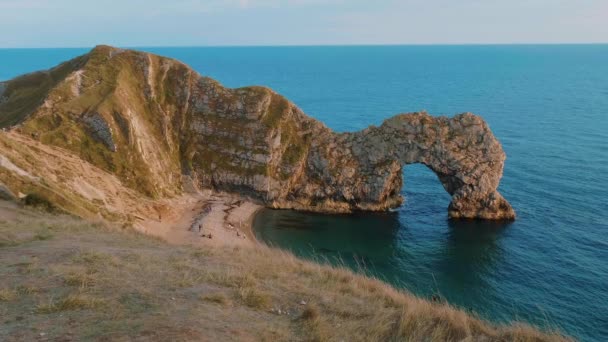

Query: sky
[0,0,606,47]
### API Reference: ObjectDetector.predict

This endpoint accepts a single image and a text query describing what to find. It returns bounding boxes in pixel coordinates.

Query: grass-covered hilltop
[0,46,557,341]
[0,202,566,341]
[0,45,514,220]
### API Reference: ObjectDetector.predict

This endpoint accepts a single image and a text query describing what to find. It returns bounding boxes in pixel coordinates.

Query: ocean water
[1,45,607,341]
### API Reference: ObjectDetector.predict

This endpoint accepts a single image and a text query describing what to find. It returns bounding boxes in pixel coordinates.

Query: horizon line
[1,42,608,50]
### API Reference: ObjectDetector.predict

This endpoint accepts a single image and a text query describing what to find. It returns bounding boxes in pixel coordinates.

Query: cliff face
[0,45,515,220]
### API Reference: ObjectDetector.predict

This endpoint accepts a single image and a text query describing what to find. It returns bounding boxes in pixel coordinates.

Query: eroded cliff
[0,45,515,220]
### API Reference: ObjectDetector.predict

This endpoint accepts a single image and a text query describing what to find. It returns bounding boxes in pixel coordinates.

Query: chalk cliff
[0,46,515,220]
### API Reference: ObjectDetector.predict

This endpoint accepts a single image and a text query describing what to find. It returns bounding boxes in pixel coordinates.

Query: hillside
[0,202,566,341]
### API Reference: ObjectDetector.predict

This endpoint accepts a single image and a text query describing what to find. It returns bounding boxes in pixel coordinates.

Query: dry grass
[238,286,272,310]
[63,270,98,288]
[0,226,53,247]
[16,284,39,295]
[300,304,330,342]
[0,288,17,301]
[37,294,106,313]
[0,203,573,341]
[301,304,320,321]
[201,292,232,306]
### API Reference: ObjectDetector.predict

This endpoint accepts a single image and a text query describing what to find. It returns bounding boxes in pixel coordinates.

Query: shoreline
[133,191,263,247]
[241,205,263,242]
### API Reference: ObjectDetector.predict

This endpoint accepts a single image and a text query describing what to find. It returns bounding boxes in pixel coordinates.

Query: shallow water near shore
[2,45,607,341]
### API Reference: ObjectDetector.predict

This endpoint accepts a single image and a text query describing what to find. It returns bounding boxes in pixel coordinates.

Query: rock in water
[0,45,515,220]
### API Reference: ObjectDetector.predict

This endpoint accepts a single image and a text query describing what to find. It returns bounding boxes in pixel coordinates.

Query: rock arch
[278,112,516,220]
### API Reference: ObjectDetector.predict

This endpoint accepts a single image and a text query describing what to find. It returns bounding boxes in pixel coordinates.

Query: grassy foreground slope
[0,202,568,342]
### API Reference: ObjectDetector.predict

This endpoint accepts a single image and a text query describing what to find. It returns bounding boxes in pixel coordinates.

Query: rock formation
[0,45,515,220]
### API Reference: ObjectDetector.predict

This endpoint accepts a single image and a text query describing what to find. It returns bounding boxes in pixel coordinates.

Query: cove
[254,163,602,342]
[254,164,515,313]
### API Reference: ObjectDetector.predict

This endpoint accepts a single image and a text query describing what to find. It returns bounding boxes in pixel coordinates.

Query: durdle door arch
[273,112,516,220]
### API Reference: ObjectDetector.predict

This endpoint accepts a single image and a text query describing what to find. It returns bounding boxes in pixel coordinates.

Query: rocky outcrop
[0,45,515,220]
[82,112,116,152]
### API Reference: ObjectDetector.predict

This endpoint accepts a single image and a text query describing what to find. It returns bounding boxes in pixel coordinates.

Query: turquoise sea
[1,45,607,341]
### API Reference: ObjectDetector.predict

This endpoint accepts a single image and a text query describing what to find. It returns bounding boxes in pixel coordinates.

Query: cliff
[0,45,515,220]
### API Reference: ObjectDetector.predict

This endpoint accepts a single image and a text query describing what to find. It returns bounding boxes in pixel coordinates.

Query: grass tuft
[64,271,97,288]
[300,303,329,342]
[16,284,40,295]
[201,292,232,307]
[33,230,54,241]
[0,288,17,301]
[73,251,118,266]
[301,304,320,321]
[238,287,271,310]
[36,294,105,313]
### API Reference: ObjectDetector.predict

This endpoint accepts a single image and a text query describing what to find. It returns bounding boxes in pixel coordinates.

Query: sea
[1,45,607,341]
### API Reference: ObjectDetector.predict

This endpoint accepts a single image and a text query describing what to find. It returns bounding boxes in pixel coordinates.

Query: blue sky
[0,0,606,47]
